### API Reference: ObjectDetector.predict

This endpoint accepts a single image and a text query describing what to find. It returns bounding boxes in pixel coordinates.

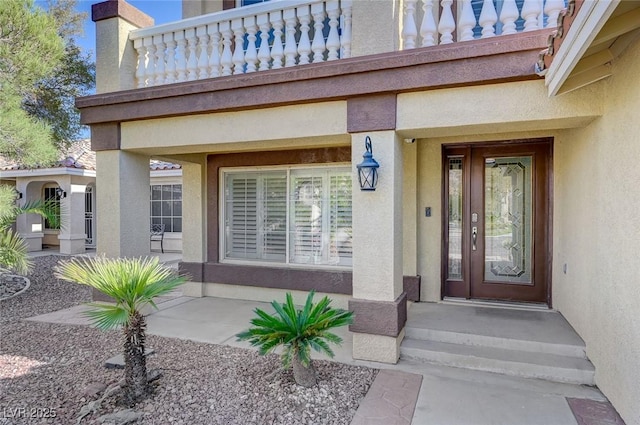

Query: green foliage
[0,228,31,275]
[0,0,65,166]
[54,256,188,330]
[237,291,354,369]
[22,0,95,151]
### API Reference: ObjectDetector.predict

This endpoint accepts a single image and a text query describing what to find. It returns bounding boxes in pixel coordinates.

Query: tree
[22,0,95,151]
[54,257,187,406]
[0,185,59,275]
[0,0,65,166]
[236,291,353,387]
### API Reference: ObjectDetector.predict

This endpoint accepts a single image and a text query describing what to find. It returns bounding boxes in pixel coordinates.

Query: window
[223,166,352,267]
[237,0,269,6]
[43,186,61,230]
[150,184,182,232]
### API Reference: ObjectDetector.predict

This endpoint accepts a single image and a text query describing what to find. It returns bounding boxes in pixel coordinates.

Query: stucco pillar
[180,160,207,297]
[350,0,401,57]
[92,0,154,94]
[96,150,150,258]
[15,181,43,252]
[349,130,406,363]
[58,182,86,255]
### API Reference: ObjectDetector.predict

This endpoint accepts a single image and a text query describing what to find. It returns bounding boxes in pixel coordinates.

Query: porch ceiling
[542,0,640,95]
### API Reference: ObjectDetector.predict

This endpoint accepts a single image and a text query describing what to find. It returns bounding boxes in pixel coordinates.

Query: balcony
[128,0,566,89]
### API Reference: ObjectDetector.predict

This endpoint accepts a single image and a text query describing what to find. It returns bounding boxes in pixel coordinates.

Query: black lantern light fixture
[55,187,67,199]
[13,188,22,199]
[356,136,380,191]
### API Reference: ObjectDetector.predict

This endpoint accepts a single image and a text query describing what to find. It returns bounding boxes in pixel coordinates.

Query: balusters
[402,0,418,49]
[283,8,298,67]
[521,0,541,31]
[297,6,312,65]
[185,29,198,81]
[439,0,456,44]
[341,0,352,59]
[153,34,166,86]
[479,0,497,38]
[544,0,564,28]
[500,0,519,35]
[270,11,285,69]
[244,16,259,72]
[420,0,437,47]
[164,33,177,84]
[174,31,188,82]
[311,3,326,63]
[257,13,272,71]
[325,1,340,60]
[231,18,246,75]
[144,37,156,87]
[196,26,210,79]
[459,0,477,42]
[134,38,147,88]
[220,21,233,76]
[208,24,221,78]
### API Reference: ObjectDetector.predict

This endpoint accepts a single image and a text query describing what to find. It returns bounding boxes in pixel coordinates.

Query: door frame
[440,138,554,306]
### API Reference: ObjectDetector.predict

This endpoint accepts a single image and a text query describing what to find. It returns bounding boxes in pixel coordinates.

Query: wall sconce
[356,136,380,191]
[55,187,67,199]
[13,189,22,199]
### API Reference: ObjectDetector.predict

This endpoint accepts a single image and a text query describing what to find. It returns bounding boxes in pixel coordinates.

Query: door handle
[472,226,478,251]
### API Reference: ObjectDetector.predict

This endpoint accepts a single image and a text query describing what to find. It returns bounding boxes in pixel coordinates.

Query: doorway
[442,140,552,304]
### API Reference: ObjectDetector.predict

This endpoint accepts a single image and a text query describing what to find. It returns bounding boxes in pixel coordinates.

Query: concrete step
[400,338,595,385]
[404,326,586,358]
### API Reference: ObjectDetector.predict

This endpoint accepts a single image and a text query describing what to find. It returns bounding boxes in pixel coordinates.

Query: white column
[197,25,211,79]
[96,151,150,258]
[185,28,199,80]
[311,2,326,63]
[351,131,404,363]
[479,0,498,38]
[270,11,285,69]
[402,0,418,49]
[180,160,207,298]
[231,18,246,75]
[296,5,312,65]
[325,0,341,60]
[521,0,541,31]
[500,0,519,35]
[257,13,272,71]
[244,15,259,72]
[544,0,564,28]
[458,0,477,42]
[15,181,43,252]
[58,180,87,255]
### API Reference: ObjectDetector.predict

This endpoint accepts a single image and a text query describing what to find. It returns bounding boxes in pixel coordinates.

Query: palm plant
[54,256,187,406]
[237,291,353,387]
[0,185,59,274]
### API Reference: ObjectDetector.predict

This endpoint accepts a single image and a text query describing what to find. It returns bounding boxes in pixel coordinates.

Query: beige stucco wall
[121,101,349,154]
[351,0,401,57]
[182,0,223,19]
[552,39,640,425]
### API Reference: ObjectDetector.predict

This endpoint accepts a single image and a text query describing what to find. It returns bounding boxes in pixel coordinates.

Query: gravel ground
[0,256,378,425]
[0,256,91,323]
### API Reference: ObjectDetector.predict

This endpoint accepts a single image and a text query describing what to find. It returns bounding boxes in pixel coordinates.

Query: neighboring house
[77,0,640,422]
[0,140,184,253]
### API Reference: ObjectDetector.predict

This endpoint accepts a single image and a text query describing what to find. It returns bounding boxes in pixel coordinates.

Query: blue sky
[62,1,184,61]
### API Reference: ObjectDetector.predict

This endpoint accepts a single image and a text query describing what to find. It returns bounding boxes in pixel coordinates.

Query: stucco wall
[552,39,640,425]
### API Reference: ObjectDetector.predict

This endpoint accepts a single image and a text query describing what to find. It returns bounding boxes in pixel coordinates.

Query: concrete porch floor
[27,293,618,424]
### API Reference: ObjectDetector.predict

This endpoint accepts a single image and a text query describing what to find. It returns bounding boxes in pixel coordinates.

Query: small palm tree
[0,185,60,274]
[237,291,353,387]
[55,256,187,406]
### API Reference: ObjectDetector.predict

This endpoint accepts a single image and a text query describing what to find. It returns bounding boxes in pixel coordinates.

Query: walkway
[27,294,618,425]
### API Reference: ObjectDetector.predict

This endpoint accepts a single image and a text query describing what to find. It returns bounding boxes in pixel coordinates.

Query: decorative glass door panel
[443,141,551,304]
[484,157,532,284]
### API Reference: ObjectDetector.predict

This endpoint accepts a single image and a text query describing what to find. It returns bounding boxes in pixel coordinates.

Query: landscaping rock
[83,382,108,399]
[97,409,143,424]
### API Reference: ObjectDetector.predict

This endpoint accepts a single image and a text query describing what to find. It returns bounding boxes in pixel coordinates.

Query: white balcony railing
[402,0,565,48]
[130,0,352,88]
[129,0,565,89]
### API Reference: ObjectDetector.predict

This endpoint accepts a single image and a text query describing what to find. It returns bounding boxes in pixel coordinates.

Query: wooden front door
[443,140,552,304]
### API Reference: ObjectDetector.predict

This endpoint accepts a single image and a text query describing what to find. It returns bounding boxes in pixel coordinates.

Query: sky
[57,0,184,62]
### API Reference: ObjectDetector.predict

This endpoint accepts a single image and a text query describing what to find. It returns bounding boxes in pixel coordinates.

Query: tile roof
[0,139,181,172]
[536,0,585,74]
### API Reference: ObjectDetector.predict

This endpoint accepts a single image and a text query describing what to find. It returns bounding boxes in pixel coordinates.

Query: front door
[443,140,551,304]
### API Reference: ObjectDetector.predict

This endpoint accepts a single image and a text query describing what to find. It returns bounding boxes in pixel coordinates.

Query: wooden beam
[557,64,612,95]
[591,7,640,49]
